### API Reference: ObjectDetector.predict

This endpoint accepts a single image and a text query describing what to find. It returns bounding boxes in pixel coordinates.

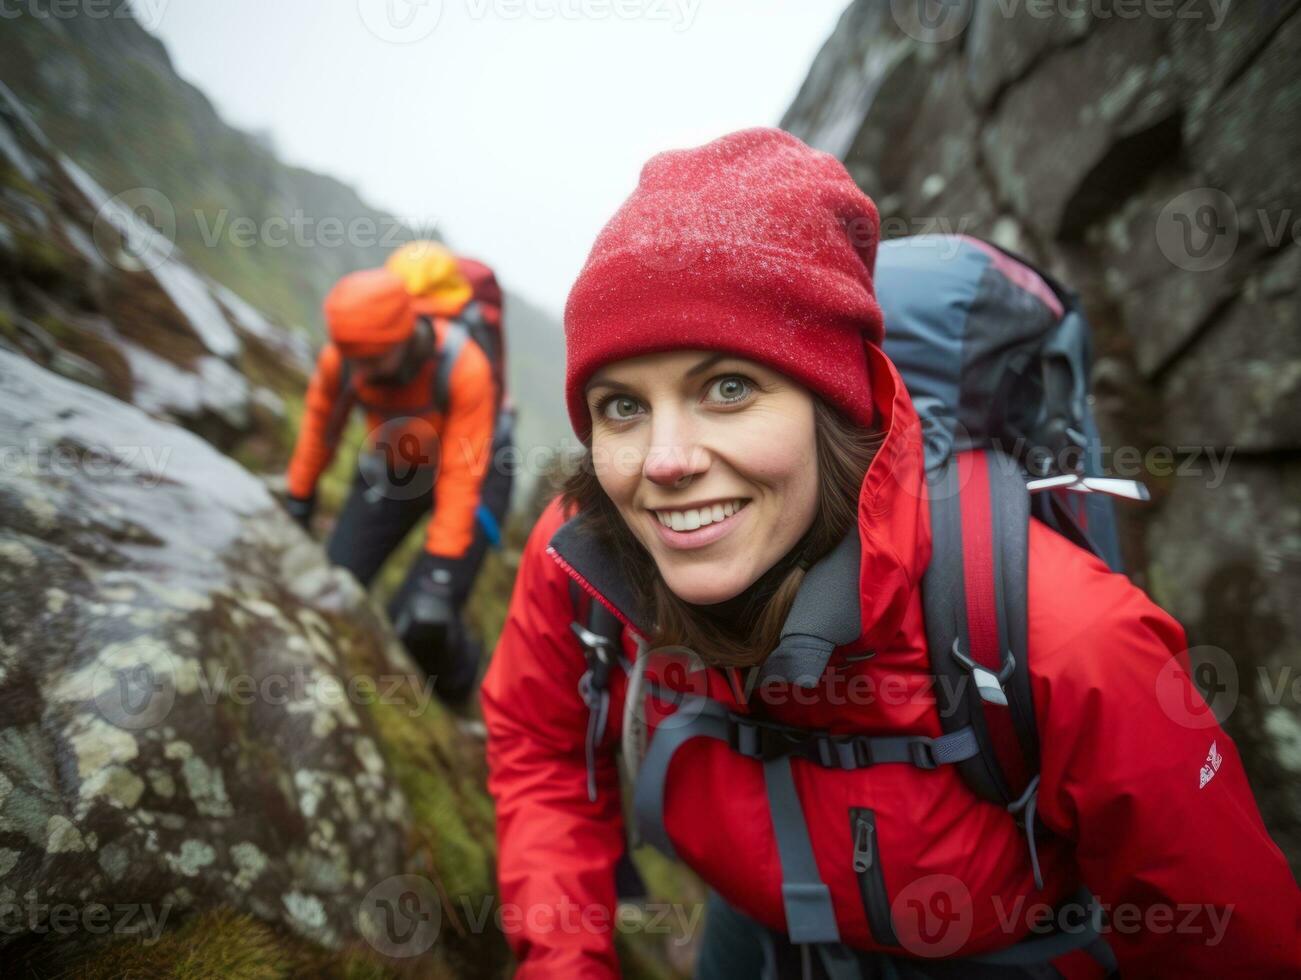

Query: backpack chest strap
[631,691,981,948]
[728,713,980,771]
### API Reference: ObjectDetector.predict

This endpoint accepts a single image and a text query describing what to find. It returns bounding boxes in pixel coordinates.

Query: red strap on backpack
[924,449,1038,806]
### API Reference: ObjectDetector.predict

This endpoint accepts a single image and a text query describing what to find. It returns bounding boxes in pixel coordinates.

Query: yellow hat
[386,241,473,311]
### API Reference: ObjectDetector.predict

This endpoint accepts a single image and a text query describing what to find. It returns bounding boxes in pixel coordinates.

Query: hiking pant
[326,424,514,694]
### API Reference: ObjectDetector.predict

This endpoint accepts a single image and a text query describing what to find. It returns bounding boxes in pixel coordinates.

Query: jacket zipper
[849,807,899,947]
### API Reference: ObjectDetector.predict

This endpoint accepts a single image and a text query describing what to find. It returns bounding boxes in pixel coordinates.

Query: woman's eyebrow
[584,373,629,395]
[685,352,729,378]
[586,352,735,395]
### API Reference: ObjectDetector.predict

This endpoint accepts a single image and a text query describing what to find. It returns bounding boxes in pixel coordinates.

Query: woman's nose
[643,414,709,488]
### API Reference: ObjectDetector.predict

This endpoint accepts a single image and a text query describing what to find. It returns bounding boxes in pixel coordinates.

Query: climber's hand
[284,493,316,531]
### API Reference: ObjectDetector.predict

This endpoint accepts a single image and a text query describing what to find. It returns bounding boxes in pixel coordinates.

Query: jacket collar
[546,342,931,687]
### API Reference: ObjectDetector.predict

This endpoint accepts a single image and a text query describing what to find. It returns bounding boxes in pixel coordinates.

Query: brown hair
[559,397,884,668]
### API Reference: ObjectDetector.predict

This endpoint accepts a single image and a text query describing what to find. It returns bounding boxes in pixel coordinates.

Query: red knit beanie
[564,127,883,442]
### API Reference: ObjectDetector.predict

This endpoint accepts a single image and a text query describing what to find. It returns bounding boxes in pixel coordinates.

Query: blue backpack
[878,235,1139,826]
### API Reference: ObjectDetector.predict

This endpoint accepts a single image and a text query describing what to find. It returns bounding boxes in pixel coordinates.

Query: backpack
[874,235,1144,889]
[565,234,1145,966]
[383,242,509,412]
[454,256,509,412]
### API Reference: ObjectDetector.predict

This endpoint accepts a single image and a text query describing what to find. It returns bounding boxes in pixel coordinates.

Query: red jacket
[481,343,1300,978]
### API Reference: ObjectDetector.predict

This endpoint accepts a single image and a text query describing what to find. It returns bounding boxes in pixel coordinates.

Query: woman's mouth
[647,498,751,551]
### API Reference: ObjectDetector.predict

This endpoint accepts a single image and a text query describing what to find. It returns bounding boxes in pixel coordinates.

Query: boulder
[0,349,504,974]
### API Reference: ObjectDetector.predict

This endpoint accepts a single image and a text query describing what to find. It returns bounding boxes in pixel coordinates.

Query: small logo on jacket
[1198,740,1223,789]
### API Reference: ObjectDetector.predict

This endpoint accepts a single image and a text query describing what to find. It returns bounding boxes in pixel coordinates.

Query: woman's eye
[707,375,753,404]
[601,396,643,421]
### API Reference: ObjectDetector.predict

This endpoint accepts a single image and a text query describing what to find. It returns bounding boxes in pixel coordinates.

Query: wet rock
[780,2,914,158]
[1171,0,1301,132]
[980,12,1181,240]
[0,350,501,967]
[0,81,306,461]
[1161,243,1301,451]
[965,0,1096,108]
[1183,9,1301,236]
[1147,456,1301,863]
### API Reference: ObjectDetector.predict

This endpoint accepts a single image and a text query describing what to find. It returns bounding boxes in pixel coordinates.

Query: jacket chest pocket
[849,807,900,947]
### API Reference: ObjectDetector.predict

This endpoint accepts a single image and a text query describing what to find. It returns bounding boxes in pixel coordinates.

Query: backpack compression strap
[924,449,1045,884]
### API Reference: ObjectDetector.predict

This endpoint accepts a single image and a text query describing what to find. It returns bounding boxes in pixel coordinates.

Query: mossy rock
[0,352,506,976]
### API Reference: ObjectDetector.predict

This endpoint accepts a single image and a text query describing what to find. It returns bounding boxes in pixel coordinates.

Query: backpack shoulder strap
[323,358,357,448]
[924,448,1040,809]
[433,317,468,415]
[567,579,625,803]
[566,581,648,901]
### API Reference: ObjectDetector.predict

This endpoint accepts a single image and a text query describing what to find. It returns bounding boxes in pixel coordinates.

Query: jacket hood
[547,341,932,686]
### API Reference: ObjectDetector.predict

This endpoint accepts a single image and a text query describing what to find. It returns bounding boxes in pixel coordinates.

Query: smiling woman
[479,127,1301,980]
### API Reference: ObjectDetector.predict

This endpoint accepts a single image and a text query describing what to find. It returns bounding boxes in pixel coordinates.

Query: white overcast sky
[142,0,848,318]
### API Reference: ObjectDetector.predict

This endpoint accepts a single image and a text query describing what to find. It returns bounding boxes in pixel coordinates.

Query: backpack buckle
[570,621,615,665]
[571,621,618,704]
[758,724,809,762]
[728,717,810,762]
[949,639,1016,707]
[909,739,938,770]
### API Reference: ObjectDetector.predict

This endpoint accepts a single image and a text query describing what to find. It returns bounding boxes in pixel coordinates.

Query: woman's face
[585,350,819,605]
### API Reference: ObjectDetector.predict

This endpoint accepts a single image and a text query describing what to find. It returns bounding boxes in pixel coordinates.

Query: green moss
[40,907,402,980]
[0,162,53,208]
[617,934,686,980]
[633,849,705,911]
[377,696,493,901]
[331,613,509,975]
[1147,560,1174,613]
[12,229,70,287]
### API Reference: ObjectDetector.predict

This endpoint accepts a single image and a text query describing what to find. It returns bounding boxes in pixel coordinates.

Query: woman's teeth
[654,499,748,532]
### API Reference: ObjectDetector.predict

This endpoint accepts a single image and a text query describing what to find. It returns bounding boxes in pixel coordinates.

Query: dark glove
[285,492,316,531]
[393,553,456,636]
[391,553,480,707]
[392,553,457,672]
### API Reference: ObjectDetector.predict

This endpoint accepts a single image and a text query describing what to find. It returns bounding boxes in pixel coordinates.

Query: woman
[480,128,1299,978]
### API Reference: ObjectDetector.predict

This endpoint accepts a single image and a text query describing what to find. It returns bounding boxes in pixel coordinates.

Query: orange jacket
[286,317,496,559]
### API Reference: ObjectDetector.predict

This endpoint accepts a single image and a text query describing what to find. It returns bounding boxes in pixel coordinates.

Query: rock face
[784,1,1301,870]
[0,2,415,336]
[0,350,509,974]
[0,347,403,944]
[0,80,311,468]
